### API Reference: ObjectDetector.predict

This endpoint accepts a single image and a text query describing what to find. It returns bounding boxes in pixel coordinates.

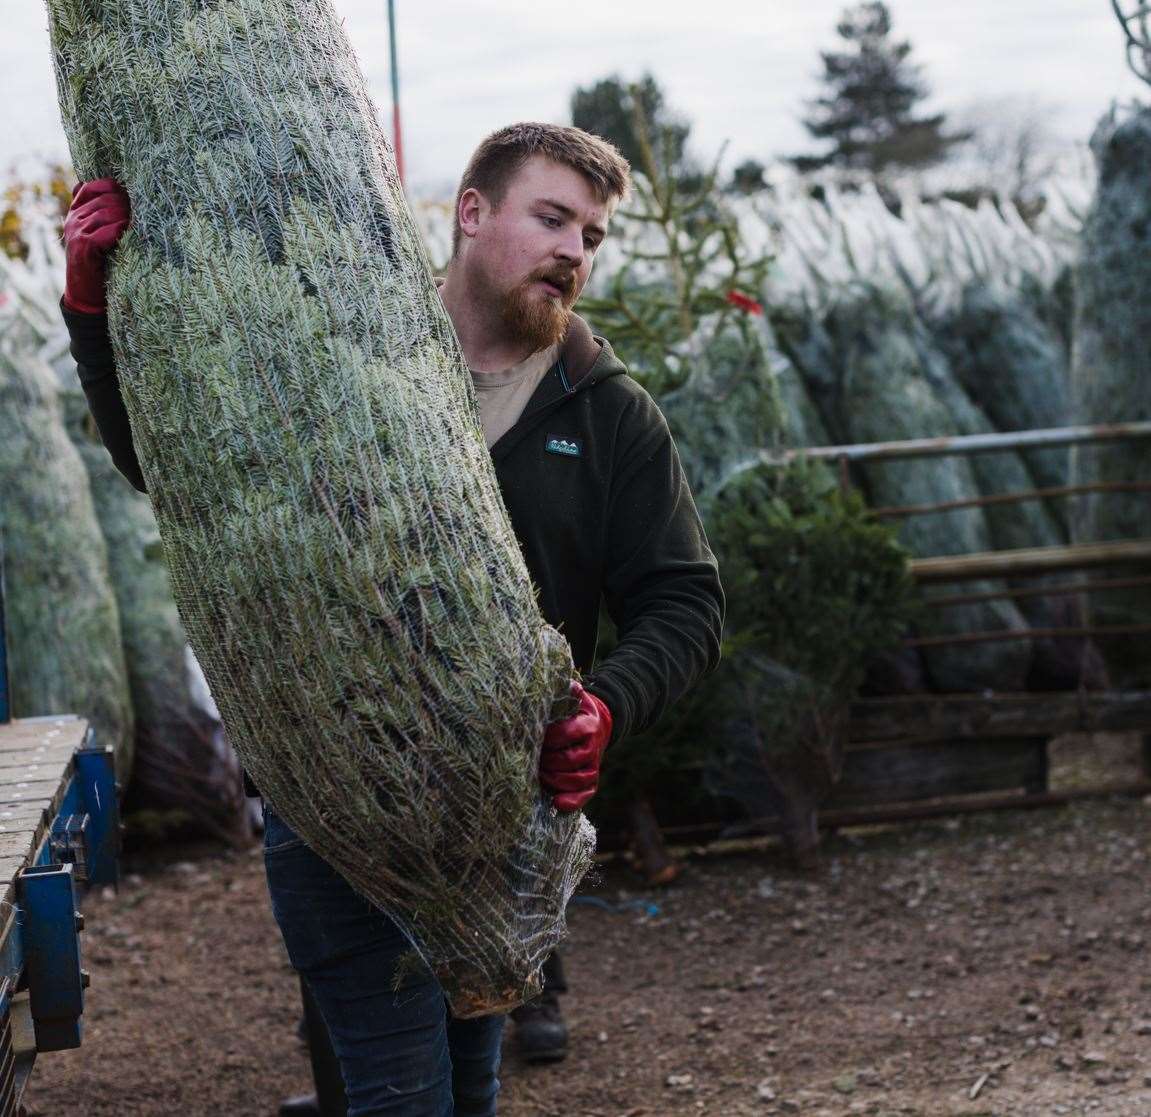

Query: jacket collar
[558,312,607,386]
[488,313,627,461]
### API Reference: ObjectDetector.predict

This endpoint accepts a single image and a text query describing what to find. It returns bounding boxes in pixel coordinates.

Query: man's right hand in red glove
[62,178,131,315]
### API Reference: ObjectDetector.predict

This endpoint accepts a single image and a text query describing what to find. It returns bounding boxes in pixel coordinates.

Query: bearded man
[61,122,723,1117]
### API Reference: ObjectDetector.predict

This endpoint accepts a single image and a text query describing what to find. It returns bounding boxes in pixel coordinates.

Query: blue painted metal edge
[73,734,119,889]
[17,863,84,1052]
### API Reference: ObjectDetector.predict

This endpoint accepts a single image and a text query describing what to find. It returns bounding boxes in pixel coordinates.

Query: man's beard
[495,269,575,353]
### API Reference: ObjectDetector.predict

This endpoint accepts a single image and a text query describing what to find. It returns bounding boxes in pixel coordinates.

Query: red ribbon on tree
[726,289,763,315]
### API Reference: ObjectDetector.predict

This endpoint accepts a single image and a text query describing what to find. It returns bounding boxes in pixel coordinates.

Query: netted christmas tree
[47,0,591,1014]
[62,392,253,844]
[3,192,254,839]
[1071,105,1151,687]
[0,302,134,775]
[747,174,1095,691]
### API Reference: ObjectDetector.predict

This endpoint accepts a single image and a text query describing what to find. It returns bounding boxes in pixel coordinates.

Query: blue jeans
[262,806,505,1116]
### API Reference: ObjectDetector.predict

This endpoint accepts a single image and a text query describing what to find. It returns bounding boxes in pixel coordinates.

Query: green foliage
[0,345,134,777]
[794,1,968,174]
[596,455,915,805]
[59,392,251,844]
[700,457,915,833]
[579,156,773,400]
[1071,106,1151,685]
[712,458,915,694]
[571,72,693,184]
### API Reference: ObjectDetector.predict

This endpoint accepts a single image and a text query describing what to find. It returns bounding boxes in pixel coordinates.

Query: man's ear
[457,187,487,244]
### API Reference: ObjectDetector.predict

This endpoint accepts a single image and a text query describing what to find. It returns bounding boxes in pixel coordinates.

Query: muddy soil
[25,791,1151,1117]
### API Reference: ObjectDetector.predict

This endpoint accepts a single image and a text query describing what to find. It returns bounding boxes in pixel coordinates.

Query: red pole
[387,0,404,185]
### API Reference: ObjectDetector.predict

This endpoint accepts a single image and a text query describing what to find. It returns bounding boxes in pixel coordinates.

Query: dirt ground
[24,785,1151,1116]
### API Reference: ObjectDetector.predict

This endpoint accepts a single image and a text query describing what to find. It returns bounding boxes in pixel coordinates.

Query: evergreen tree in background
[728,158,768,195]
[571,73,695,183]
[794,1,967,174]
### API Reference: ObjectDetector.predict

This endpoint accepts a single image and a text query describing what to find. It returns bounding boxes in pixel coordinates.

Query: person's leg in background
[278,977,349,1117]
[509,948,568,1062]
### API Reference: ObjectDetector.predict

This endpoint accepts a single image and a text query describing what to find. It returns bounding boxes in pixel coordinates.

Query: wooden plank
[0,807,48,824]
[612,780,1151,854]
[0,718,87,753]
[765,421,1151,465]
[0,832,41,861]
[0,738,80,757]
[0,771,71,825]
[906,623,1151,649]
[910,540,1151,583]
[0,859,28,887]
[0,765,74,798]
[849,690,1151,746]
[819,781,1151,829]
[0,803,55,820]
[828,738,1046,808]
[0,780,68,802]
[0,746,78,770]
[0,794,53,811]
[0,755,73,783]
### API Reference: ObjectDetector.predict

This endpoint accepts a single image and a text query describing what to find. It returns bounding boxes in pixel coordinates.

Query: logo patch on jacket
[545,435,582,458]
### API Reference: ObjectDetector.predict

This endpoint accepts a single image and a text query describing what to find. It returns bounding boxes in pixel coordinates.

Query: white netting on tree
[46,0,593,1014]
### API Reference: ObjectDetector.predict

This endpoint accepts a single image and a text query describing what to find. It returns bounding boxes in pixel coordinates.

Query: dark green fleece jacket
[62,303,724,749]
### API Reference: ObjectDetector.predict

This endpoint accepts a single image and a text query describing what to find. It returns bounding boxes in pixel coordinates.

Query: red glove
[539,681,612,813]
[62,178,131,314]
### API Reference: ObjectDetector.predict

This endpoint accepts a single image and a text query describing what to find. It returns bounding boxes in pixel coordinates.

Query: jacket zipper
[491,358,593,458]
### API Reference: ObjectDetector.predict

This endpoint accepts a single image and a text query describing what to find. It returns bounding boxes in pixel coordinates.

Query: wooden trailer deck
[0,715,119,1114]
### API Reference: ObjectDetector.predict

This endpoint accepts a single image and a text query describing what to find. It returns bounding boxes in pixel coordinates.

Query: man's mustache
[532,269,576,299]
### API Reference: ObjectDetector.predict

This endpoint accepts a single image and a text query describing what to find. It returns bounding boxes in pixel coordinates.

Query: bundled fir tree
[2,199,255,839]
[47,0,591,1014]
[1071,105,1151,687]
[0,329,134,775]
[60,394,253,845]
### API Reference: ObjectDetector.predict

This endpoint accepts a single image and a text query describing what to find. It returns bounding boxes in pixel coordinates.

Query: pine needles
[47,0,591,1014]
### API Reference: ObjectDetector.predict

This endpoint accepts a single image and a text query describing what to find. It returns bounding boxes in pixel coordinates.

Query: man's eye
[541,215,561,227]
[584,238,599,251]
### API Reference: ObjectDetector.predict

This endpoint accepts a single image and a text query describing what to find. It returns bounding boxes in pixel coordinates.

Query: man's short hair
[451,122,631,255]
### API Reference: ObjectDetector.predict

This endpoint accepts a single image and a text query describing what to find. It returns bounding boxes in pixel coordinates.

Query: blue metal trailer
[0,548,120,1112]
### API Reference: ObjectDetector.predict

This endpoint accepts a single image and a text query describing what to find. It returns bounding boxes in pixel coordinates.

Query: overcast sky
[3,0,1146,197]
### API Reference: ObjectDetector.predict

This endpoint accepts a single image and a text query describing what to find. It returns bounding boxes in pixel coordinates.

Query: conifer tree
[571,73,694,184]
[794,2,966,174]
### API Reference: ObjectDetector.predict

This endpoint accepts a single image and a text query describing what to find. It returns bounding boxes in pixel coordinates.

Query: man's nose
[553,229,584,266]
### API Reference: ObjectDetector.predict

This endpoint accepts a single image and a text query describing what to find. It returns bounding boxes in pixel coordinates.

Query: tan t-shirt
[471,343,559,449]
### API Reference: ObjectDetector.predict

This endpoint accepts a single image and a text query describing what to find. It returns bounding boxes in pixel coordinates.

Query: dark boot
[292,975,349,1117]
[511,951,569,1062]
[510,988,569,1062]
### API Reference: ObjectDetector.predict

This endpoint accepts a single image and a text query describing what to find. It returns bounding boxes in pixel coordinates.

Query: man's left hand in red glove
[539,681,612,813]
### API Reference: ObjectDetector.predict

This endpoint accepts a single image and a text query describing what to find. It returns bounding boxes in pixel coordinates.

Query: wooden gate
[604,422,1151,876]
